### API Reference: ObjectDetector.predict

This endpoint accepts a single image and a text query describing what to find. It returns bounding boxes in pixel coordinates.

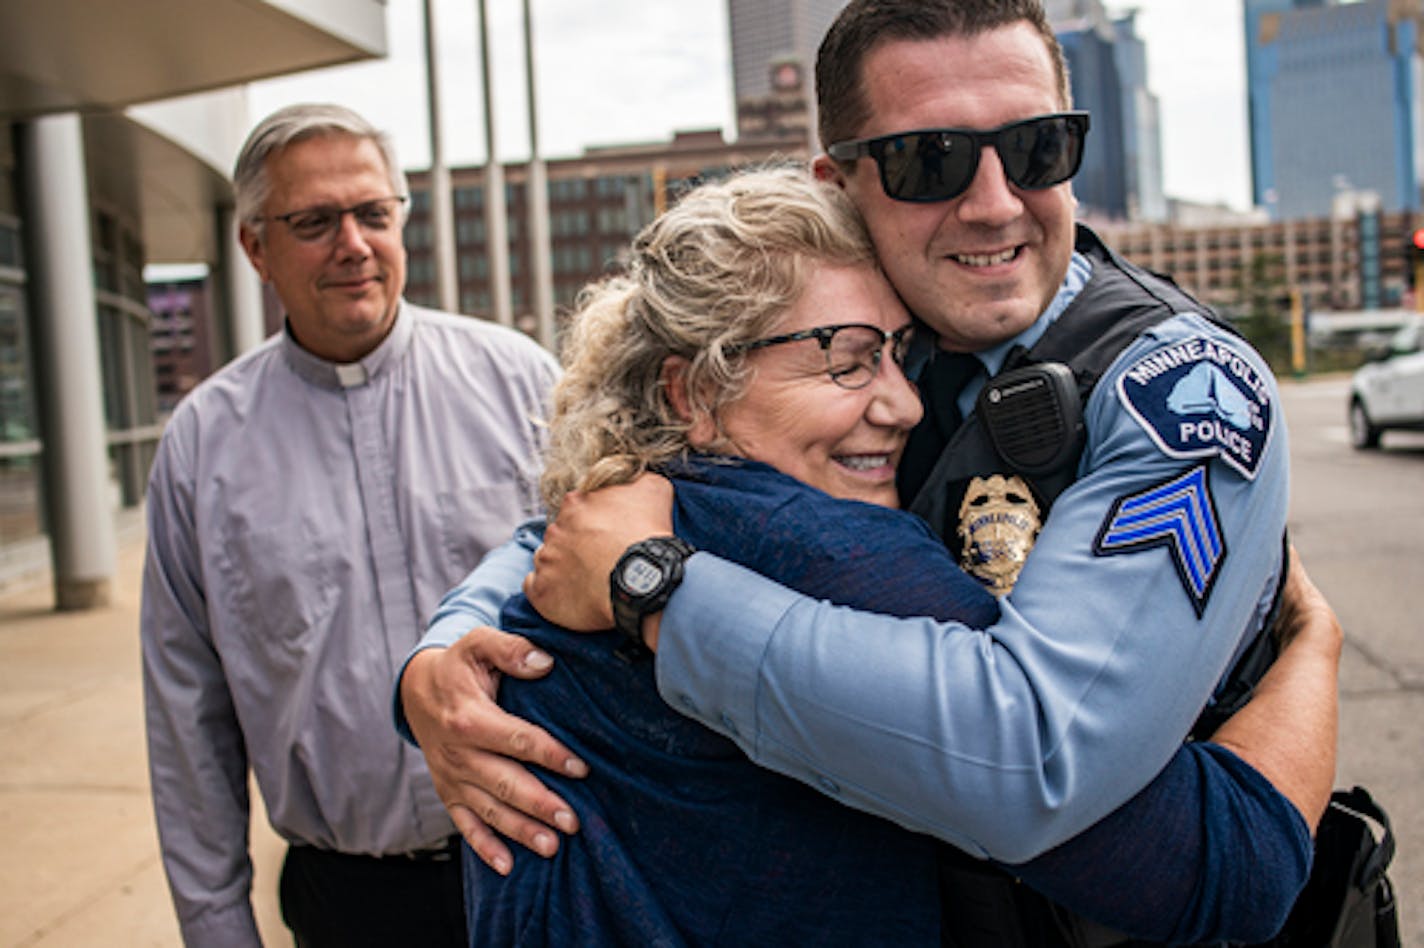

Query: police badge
[957,474,1042,595]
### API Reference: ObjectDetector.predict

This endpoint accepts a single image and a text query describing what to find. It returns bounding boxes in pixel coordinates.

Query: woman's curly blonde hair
[540,165,877,515]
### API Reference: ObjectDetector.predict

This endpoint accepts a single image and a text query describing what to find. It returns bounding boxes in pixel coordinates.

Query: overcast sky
[249,0,1253,210]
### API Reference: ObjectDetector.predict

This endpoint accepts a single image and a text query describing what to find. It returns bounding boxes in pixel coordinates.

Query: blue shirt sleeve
[655,315,1292,865]
[1012,743,1310,944]
[661,456,1310,941]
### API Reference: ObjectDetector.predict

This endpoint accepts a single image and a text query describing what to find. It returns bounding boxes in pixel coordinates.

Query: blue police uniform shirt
[645,288,1290,864]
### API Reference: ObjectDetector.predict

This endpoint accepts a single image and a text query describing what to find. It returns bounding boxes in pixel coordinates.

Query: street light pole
[422,0,458,312]
[477,0,512,326]
[523,0,555,349]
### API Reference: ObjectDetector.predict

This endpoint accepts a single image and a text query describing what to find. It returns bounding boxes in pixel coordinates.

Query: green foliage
[1228,252,1294,372]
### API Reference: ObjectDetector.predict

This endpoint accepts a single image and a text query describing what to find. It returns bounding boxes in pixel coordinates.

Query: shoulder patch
[1094,464,1224,617]
[1116,336,1272,479]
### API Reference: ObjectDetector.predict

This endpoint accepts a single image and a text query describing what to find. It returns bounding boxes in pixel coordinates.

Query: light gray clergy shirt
[141,302,559,947]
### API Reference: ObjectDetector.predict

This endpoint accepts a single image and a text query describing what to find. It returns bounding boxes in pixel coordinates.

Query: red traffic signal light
[1414,228,1424,251]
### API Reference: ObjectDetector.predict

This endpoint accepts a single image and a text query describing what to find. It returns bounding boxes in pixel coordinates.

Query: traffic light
[1412,228,1424,298]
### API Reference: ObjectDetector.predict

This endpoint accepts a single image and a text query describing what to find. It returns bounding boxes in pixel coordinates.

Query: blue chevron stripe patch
[1093,464,1225,617]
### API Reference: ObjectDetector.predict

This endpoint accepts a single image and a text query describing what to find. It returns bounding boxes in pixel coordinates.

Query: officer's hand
[1212,546,1341,830]
[525,474,676,631]
[400,626,588,874]
[1273,545,1341,652]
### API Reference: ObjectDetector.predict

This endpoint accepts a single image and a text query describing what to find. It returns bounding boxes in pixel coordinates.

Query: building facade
[1056,15,1129,219]
[727,0,845,141]
[0,0,387,606]
[1245,0,1422,219]
[1091,206,1420,318]
[148,276,219,414]
[1112,10,1168,222]
[402,128,811,334]
[1044,0,1168,221]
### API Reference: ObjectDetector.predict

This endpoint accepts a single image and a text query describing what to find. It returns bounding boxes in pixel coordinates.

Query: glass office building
[1246,0,1422,219]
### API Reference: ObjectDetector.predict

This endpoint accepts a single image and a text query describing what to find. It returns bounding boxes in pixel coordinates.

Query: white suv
[1349,316,1424,449]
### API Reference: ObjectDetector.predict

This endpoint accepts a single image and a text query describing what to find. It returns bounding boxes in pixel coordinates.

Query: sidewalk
[0,522,287,947]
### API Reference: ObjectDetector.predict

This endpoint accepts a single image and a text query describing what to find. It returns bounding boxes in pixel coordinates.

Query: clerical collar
[281,301,414,390]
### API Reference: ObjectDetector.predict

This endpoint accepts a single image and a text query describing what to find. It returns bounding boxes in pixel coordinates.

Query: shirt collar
[280,301,414,390]
[971,250,1094,378]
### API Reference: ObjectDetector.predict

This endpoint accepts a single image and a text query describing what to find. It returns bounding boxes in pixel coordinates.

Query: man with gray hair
[141,103,559,947]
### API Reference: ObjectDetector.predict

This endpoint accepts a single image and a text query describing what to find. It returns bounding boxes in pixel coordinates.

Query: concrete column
[525,158,553,344]
[523,0,555,349]
[221,206,266,357]
[424,0,459,313]
[477,0,512,327]
[17,113,115,610]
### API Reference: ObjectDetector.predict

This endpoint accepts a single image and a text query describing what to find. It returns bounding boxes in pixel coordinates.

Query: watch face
[620,554,663,595]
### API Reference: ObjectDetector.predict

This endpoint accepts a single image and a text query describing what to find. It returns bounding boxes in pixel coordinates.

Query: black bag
[1257,786,1400,948]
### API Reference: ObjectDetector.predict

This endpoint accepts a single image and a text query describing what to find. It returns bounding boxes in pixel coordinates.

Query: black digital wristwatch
[610,536,695,662]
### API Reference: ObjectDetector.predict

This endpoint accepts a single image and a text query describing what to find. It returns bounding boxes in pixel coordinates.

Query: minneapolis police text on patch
[1117,336,1272,480]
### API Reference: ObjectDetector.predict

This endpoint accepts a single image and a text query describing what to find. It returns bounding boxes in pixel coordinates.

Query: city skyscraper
[727,0,844,140]
[1052,0,1130,219]
[1112,9,1168,222]
[1046,0,1172,221]
[727,0,844,102]
[1245,0,1422,219]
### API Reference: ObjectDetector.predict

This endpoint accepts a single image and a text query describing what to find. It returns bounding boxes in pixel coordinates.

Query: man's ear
[812,153,848,189]
[238,225,271,282]
[661,355,716,447]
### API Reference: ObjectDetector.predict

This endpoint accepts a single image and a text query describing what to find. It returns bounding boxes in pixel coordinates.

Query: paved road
[1279,374,1423,945]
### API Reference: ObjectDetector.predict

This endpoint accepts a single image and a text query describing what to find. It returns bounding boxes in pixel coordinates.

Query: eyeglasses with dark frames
[827,112,1090,204]
[262,195,410,243]
[729,322,918,390]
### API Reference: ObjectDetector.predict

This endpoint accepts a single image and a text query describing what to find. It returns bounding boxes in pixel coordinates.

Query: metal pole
[423,0,459,312]
[1289,286,1306,378]
[523,0,555,349]
[477,0,513,326]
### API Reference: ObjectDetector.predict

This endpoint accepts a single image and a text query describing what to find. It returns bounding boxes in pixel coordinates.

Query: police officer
[396,0,1340,942]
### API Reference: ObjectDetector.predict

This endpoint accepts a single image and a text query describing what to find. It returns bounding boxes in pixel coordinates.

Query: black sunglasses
[827,112,1090,204]
[729,322,917,390]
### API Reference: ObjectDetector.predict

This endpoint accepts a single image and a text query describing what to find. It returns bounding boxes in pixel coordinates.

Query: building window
[597,208,628,234]
[459,253,489,280]
[456,218,487,245]
[0,216,24,270]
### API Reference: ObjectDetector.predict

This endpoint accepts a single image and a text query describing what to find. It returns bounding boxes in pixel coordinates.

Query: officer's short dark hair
[815,0,1071,154]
